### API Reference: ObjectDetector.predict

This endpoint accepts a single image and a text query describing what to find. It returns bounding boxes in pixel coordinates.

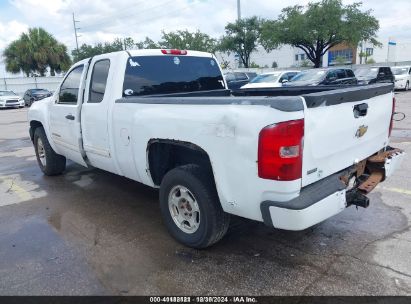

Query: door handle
[65,114,75,120]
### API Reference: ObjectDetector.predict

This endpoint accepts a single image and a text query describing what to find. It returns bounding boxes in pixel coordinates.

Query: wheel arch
[146,139,215,187]
[29,120,44,141]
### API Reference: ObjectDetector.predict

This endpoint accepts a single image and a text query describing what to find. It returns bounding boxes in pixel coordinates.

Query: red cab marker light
[161,49,187,55]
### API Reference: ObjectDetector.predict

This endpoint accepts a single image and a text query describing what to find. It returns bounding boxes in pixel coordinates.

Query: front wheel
[33,127,66,176]
[159,164,230,248]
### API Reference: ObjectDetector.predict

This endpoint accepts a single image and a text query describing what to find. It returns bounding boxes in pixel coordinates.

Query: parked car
[354,66,395,85]
[23,89,52,106]
[285,68,357,86]
[391,66,411,91]
[0,90,24,108]
[240,70,300,89]
[28,49,403,248]
[224,71,257,90]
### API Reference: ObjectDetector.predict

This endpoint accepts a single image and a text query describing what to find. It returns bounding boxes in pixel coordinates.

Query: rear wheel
[159,164,230,248]
[34,127,66,176]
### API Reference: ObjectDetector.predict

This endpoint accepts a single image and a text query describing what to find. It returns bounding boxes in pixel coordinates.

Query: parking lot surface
[0,91,410,295]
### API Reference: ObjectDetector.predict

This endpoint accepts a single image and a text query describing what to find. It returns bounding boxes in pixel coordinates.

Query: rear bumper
[261,147,405,231]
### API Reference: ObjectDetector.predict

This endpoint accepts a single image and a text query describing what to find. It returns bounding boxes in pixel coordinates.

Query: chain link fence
[0,76,63,96]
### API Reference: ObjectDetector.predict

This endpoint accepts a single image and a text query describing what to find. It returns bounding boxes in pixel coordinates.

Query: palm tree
[2,27,71,76]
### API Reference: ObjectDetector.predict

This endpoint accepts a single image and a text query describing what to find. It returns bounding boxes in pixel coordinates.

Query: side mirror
[378,72,385,77]
[281,79,289,83]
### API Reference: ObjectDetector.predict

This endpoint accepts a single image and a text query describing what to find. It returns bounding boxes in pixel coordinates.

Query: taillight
[389,97,395,137]
[161,49,187,55]
[258,119,304,181]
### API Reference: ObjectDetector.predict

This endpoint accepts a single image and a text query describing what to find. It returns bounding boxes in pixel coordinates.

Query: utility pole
[237,0,241,21]
[72,12,80,52]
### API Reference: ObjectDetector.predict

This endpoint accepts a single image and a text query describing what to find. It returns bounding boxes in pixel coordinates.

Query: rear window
[336,69,347,79]
[123,56,224,97]
[346,69,355,77]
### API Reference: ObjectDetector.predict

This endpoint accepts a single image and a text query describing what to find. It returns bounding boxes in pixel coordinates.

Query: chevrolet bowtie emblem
[355,125,368,138]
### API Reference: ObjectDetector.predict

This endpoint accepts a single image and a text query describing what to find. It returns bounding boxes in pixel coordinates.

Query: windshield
[0,91,17,96]
[290,70,326,82]
[32,89,49,94]
[123,56,224,96]
[250,73,281,83]
[391,67,409,75]
[355,68,378,78]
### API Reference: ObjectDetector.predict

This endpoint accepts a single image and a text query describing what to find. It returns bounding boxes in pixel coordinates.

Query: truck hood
[0,95,20,100]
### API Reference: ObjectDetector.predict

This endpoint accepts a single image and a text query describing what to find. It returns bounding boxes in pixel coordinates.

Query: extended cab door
[48,63,87,166]
[81,54,116,173]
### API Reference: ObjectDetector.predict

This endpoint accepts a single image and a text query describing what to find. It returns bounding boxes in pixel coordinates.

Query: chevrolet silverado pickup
[28,49,405,248]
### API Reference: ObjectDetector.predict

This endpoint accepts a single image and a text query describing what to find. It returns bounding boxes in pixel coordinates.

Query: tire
[159,164,230,248]
[33,127,66,176]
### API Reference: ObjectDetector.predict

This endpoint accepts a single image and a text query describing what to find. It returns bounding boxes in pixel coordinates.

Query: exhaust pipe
[346,190,370,208]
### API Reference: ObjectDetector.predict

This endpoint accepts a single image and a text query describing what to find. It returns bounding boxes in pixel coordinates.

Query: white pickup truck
[28,49,404,248]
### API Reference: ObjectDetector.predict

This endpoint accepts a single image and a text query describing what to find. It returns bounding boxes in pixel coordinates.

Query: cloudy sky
[1,0,411,76]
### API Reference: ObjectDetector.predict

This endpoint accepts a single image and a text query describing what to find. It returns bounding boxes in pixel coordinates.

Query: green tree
[159,30,217,53]
[366,57,375,64]
[271,61,278,68]
[218,16,262,68]
[261,0,380,68]
[335,56,346,65]
[3,27,71,76]
[249,62,260,68]
[71,38,130,62]
[135,37,160,49]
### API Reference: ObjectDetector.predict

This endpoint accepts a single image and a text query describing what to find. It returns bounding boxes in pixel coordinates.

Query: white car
[392,66,411,90]
[240,70,300,89]
[27,49,404,248]
[0,90,24,108]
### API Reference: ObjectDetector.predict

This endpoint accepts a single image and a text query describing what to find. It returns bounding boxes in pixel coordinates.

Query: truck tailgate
[301,84,394,187]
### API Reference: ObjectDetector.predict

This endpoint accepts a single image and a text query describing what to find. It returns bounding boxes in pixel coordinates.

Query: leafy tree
[218,16,262,68]
[271,61,278,68]
[335,56,346,65]
[261,0,380,68]
[300,60,313,68]
[366,57,375,64]
[135,37,160,49]
[3,27,71,76]
[249,62,260,68]
[72,38,129,62]
[358,51,366,64]
[159,30,217,53]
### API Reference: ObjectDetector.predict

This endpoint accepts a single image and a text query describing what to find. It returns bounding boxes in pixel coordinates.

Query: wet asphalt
[0,91,410,295]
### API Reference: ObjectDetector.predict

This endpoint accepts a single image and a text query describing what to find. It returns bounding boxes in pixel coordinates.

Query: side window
[385,68,392,76]
[346,69,355,77]
[287,72,297,80]
[336,69,347,79]
[235,73,248,81]
[59,65,84,104]
[326,70,337,80]
[89,59,110,103]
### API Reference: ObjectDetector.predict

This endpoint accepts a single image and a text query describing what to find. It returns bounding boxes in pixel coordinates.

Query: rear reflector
[258,119,304,181]
[161,49,187,55]
[389,96,395,137]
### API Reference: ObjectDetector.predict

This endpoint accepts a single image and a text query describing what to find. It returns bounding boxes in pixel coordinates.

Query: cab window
[89,60,110,103]
[58,65,84,104]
